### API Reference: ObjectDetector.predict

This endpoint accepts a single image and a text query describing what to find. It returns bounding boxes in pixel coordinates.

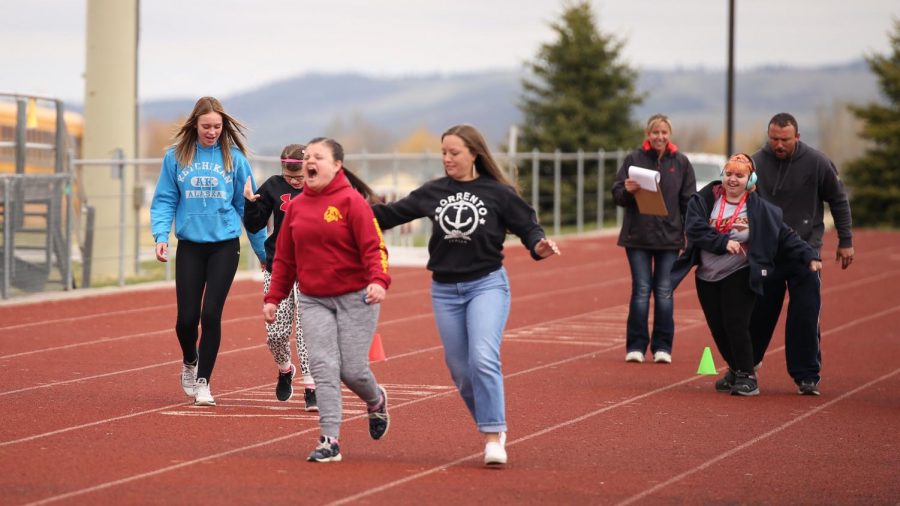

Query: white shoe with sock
[484,432,507,466]
[181,362,197,396]
[194,378,215,406]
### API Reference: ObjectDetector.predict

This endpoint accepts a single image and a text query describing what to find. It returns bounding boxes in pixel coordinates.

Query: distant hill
[140,60,879,154]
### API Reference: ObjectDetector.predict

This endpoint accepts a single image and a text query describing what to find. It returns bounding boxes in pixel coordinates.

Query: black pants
[174,238,240,382]
[749,257,822,384]
[696,268,756,374]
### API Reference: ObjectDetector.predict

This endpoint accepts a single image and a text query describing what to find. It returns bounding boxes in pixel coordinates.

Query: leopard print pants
[262,270,311,377]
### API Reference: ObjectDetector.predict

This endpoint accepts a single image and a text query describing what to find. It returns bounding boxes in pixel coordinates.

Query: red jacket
[265,170,390,301]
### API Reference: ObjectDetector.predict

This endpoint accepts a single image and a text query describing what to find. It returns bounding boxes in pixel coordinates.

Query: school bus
[0,99,83,175]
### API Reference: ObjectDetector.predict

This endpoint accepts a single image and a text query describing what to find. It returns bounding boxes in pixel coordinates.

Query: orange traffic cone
[369,332,386,362]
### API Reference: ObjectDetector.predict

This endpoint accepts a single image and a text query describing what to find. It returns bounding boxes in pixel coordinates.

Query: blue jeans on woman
[625,248,677,355]
[431,267,510,434]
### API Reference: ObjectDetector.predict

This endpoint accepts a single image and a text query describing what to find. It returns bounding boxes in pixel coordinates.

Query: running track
[1,230,897,505]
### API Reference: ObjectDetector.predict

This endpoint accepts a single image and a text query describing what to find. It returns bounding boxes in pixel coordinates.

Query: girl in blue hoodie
[150,96,266,406]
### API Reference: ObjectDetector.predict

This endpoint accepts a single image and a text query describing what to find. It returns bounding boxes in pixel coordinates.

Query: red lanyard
[715,193,747,233]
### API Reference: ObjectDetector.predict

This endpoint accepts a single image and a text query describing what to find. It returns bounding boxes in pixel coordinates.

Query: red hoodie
[265,170,390,301]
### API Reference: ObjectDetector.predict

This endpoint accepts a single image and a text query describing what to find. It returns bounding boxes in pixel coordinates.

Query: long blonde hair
[442,124,518,193]
[174,96,249,172]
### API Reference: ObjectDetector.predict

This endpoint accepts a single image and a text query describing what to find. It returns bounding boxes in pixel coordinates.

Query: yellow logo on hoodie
[324,206,343,223]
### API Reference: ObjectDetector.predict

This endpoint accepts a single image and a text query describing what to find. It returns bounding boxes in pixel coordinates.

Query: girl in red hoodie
[263,137,390,463]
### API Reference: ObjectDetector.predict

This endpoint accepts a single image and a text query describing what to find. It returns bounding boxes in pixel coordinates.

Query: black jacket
[243,175,302,272]
[612,142,696,250]
[751,141,852,252]
[671,182,819,296]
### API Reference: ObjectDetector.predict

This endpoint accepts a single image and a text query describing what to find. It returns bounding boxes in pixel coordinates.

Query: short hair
[280,144,305,171]
[646,113,673,135]
[768,113,799,134]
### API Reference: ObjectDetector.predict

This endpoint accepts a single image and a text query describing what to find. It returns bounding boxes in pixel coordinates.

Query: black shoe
[307,435,341,463]
[304,387,318,412]
[275,364,295,401]
[730,372,760,396]
[368,385,389,440]
[715,369,736,392]
[798,379,820,396]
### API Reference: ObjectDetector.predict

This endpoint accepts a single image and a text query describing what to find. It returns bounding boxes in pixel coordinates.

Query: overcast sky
[1,0,897,104]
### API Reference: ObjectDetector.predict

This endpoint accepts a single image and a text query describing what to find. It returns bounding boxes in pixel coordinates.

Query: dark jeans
[750,257,822,384]
[696,268,756,374]
[624,248,677,354]
[174,238,240,382]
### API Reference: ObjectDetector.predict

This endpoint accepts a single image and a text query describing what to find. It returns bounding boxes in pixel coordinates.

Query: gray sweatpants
[298,287,381,438]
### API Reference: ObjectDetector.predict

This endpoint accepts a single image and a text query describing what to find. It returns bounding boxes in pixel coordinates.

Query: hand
[263,303,277,323]
[809,260,822,272]
[623,178,641,194]
[726,240,742,255]
[836,246,854,270]
[534,238,561,258]
[155,242,168,262]
[364,283,386,305]
[244,176,260,202]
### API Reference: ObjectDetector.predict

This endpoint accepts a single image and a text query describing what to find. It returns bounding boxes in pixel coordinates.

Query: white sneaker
[181,362,198,396]
[625,351,645,363]
[194,378,216,406]
[653,351,672,364]
[484,432,507,466]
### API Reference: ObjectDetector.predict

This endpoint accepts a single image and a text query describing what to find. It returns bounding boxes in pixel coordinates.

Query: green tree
[845,19,900,227]
[519,1,643,152]
[517,1,643,227]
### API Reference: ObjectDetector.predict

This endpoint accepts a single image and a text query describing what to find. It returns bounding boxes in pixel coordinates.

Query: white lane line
[614,368,900,506]
[24,348,610,505]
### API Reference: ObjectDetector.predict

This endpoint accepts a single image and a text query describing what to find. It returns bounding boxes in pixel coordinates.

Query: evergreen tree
[519,1,643,152]
[845,20,900,227]
[517,1,643,227]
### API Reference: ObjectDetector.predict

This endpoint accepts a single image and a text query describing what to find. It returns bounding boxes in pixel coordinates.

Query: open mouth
[306,167,319,179]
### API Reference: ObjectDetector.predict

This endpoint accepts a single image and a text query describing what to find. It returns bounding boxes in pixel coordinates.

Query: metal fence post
[576,149,584,233]
[531,149,539,213]
[553,149,561,236]
[597,150,606,230]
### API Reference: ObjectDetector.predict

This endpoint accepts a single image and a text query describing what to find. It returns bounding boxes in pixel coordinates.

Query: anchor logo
[436,200,482,241]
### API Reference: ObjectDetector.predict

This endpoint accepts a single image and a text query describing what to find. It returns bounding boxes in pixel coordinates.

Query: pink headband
[281,158,304,163]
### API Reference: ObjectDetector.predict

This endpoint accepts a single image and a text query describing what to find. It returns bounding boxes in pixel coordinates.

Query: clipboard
[628,165,668,216]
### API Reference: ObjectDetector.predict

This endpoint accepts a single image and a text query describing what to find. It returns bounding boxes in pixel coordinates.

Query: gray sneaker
[307,436,342,463]
[181,362,197,397]
[798,379,820,396]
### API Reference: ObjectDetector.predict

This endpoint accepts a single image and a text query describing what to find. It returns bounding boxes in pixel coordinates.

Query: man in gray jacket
[749,113,854,396]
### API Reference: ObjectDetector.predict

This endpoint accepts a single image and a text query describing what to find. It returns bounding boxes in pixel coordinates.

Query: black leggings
[696,268,756,374]
[174,238,240,381]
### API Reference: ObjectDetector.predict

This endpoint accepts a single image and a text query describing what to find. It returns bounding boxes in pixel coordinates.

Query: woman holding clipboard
[611,113,696,365]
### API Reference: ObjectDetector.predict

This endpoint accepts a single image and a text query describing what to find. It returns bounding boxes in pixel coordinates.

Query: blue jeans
[431,268,510,433]
[624,248,676,355]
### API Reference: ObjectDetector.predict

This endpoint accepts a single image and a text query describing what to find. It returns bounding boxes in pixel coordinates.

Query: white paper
[628,165,660,192]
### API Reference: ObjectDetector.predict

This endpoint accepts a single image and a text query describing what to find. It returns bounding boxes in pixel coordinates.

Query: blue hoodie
[150,142,266,263]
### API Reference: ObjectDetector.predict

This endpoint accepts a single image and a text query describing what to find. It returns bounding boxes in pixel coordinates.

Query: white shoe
[625,351,645,363]
[194,378,216,406]
[181,362,198,396]
[653,351,672,364]
[484,432,507,466]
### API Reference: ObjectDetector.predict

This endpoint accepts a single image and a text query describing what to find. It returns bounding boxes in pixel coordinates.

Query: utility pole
[726,0,735,157]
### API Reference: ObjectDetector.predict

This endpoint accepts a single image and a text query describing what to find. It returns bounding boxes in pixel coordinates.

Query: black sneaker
[307,436,341,463]
[715,369,736,392]
[275,364,295,402]
[368,385,389,440]
[798,379,820,396]
[730,372,760,396]
[304,387,318,412]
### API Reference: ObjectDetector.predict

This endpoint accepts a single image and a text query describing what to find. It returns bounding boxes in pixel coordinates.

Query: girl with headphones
[670,154,822,396]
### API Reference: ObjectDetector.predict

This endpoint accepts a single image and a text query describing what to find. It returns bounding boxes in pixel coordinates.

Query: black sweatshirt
[751,141,853,252]
[372,176,547,283]
[243,175,302,272]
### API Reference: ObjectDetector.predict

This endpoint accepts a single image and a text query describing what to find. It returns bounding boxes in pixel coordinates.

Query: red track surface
[1,230,898,505]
